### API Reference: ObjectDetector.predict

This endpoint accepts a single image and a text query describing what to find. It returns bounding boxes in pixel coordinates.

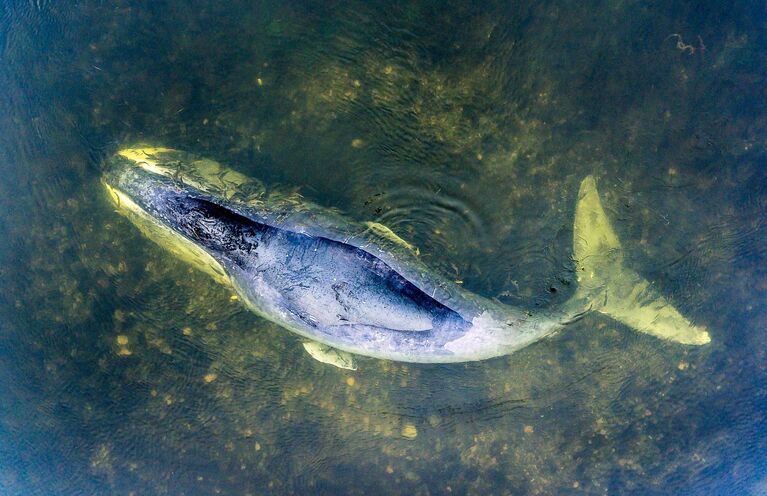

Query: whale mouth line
[112,175,471,336]
[179,194,466,319]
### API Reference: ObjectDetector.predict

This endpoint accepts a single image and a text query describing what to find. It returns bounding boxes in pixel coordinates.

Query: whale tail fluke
[570,176,710,345]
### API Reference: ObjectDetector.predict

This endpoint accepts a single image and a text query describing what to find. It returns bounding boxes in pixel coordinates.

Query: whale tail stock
[568,176,710,345]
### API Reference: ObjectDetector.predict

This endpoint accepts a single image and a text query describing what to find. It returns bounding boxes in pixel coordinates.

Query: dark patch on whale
[154,192,469,334]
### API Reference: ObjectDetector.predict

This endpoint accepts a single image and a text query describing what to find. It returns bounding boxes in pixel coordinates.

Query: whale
[102,147,710,368]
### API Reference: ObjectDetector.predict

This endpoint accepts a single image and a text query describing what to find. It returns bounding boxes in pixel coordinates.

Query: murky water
[1,1,766,494]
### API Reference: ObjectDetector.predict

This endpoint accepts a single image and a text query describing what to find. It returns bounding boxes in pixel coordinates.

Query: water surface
[1,1,766,494]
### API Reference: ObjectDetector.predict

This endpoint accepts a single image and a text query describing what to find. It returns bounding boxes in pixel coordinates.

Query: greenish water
[1,1,766,494]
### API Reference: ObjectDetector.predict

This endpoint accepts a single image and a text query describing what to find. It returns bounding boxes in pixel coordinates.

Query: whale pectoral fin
[302,341,358,370]
[364,222,420,256]
[571,176,710,345]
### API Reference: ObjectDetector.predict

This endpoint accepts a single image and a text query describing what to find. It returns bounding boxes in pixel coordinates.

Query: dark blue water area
[1,0,767,494]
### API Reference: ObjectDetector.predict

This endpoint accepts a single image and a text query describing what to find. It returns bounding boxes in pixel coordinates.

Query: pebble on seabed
[401,423,418,439]
[115,335,132,356]
[204,373,218,383]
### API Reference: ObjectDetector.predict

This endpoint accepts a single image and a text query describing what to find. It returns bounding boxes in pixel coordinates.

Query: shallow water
[1,1,766,494]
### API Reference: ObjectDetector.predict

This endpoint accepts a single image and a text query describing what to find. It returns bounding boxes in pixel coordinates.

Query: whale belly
[254,229,439,331]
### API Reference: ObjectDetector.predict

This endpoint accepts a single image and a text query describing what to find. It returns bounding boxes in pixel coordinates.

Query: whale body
[103,147,710,366]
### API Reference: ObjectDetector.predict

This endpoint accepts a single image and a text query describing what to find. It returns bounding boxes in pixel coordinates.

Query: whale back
[105,148,494,322]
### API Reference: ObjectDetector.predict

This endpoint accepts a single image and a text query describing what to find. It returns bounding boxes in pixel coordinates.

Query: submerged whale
[103,147,710,368]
